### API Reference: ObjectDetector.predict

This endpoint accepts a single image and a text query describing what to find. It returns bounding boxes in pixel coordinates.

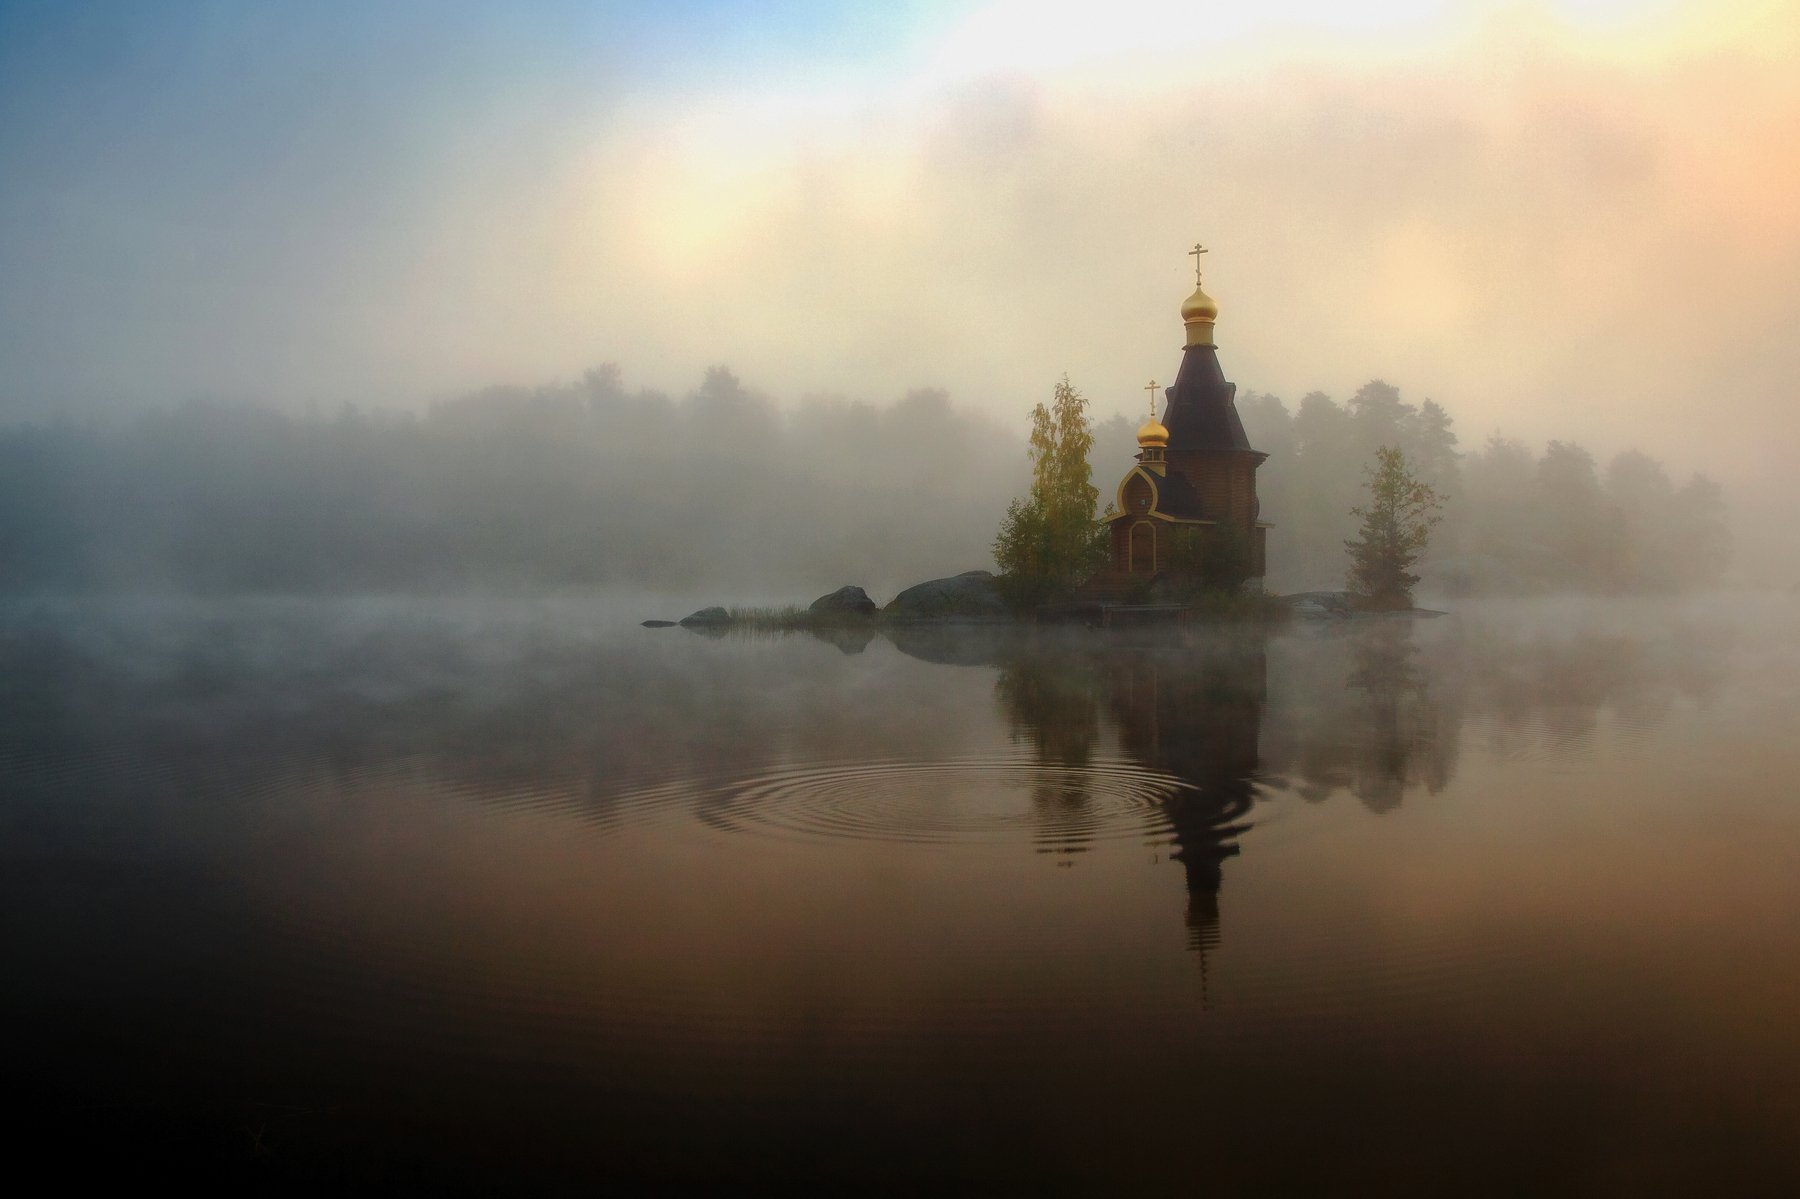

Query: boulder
[884,570,1007,620]
[809,585,877,617]
[678,606,731,627]
[1281,591,1355,619]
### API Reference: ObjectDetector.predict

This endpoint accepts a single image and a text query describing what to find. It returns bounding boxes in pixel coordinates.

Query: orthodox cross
[1143,379,1160,421]
[1188,242,1208,285]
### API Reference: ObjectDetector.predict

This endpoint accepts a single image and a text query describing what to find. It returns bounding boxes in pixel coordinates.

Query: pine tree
[1345,445,1442,610]
[994,376,1104,607]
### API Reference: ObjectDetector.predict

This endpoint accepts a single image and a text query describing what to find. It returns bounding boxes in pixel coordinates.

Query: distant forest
[0,368,1728,597]
[0,367,1024,597]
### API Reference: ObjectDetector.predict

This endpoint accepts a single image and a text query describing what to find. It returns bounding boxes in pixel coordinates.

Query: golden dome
[1137,417,1169,447]
[1181,282,1218,347]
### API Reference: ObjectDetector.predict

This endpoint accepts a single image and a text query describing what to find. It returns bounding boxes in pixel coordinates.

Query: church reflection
[1100,634,1264,954]
[987,629,1267,957]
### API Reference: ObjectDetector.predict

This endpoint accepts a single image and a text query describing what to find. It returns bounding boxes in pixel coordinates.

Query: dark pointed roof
[1162,344,1257,454]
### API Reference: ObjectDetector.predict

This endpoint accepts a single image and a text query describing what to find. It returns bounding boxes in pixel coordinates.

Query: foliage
[1179,588,1291,624]
[993,376,1105,609]
[1344,446,1442,610]
[1198,520,1253,593]
[1160,521,1253,600]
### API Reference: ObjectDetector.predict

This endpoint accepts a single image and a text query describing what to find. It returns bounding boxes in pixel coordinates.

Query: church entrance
[1130,522,1156,575]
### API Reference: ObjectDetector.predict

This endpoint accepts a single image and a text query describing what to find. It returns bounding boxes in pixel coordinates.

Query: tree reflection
[993,647,1104,847]
[1261,624,1451,813]
[1343,623,1440,813]
[1259,611,1728,811]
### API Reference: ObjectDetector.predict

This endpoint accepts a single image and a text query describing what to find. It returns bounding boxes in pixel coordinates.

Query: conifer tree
[994,376,1104,607]
[1345,445,1442,610]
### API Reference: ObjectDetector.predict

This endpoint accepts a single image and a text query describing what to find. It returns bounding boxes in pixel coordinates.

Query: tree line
[0,366,1025,597]
[0,367,1729,597]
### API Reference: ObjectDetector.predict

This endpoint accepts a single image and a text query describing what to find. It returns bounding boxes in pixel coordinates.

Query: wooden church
[1080,247,1269,598]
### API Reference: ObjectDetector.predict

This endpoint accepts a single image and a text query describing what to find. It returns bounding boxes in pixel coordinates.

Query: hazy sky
[3,1,1797,504]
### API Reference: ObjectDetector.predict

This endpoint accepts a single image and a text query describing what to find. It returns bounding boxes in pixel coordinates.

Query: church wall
[1204,459,1229,520]
[1166,450,1265,525]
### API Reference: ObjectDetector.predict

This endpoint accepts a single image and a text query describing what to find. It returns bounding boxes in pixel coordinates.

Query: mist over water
[6,592,1798,1189]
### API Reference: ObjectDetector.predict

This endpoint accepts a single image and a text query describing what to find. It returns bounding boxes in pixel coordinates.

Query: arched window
[1130,522,1156,575]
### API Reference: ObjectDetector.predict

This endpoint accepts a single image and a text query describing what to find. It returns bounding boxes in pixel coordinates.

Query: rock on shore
[1281,591,1355,619]
[809,585,877,616]
[884,570,1007,620]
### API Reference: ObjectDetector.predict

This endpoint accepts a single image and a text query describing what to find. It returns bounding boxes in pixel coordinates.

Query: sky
[2,0,1797,542]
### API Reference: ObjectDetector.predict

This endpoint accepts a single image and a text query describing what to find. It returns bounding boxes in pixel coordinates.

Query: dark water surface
[5,595,1799,1192]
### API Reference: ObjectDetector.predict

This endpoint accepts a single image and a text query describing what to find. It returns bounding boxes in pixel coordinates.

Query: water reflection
[992,642,1105,841]
[1260,613,1728,812]
[1102,637,1263,955]
[0,596,1780,1189]
[805,624,877,655]
[0,601,1732,857]
[987,632,1263,956]
[909,614,1728,956]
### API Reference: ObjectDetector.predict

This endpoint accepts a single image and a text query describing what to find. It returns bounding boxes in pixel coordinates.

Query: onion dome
[1181,281,1218,348]
[1137,416,1170,447]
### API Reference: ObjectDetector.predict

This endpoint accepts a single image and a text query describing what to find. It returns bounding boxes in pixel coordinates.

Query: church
[1080,248,1269,599]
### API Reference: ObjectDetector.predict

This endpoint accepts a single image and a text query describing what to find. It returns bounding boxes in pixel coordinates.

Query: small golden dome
[1137,417,1169,447]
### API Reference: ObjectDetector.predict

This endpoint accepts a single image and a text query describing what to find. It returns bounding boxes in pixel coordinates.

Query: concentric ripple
[609,755,1200,848]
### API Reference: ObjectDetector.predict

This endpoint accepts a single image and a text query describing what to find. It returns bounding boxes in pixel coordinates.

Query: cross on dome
[1136,378,1170,450]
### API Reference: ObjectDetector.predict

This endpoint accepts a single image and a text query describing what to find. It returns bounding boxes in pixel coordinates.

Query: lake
[4,594,1799,1192]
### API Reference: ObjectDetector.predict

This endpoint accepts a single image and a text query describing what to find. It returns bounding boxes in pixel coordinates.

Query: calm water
[4,594,1799,1192]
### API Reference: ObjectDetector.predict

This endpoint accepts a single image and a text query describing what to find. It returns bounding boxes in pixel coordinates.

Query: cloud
[585,1,1800,495]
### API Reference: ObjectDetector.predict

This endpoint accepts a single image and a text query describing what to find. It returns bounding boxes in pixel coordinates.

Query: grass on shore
[724,605,863,629]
